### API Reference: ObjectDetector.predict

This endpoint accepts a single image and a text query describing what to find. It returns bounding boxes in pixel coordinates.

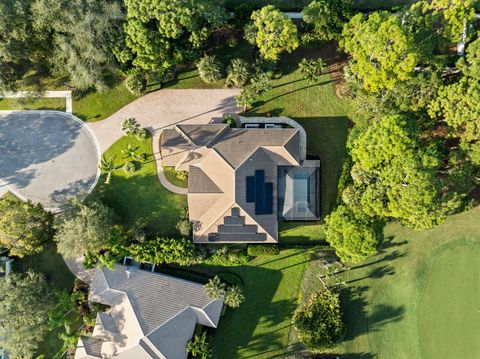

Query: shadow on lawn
[341,285,405,343]
[210,265,296,359]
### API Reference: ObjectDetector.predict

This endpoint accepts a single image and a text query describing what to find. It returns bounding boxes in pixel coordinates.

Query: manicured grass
[91,134,186,236]
[0,97,65,111]
[73,83,139,122]
[279,221,327,245]
[163,166,188,188]
[204,248,309,358]
[334,206,480,358]
[16,243,76,357]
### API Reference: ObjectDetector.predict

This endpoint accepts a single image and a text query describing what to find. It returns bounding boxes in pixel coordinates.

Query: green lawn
[16,243,76,357]
[205,248,309,358]
[279,221,326,245]
[334,206,480,358]
[0,97,65,111]
[163,166,188,188]
[91,134,186,236]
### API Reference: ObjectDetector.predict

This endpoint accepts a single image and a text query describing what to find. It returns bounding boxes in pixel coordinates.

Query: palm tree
[99,155,115,184]
[224,285,245,308]
[121,143,138,158]
[203,276,226,299]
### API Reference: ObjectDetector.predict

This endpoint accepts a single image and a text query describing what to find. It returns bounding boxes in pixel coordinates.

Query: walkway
[87,89,238,194]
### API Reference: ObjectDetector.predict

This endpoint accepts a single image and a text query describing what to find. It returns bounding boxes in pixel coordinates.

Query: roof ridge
[205,124,229,148]
[175,125,196,146]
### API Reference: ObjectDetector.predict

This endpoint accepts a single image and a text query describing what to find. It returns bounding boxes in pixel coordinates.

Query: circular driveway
[0,111,100,210]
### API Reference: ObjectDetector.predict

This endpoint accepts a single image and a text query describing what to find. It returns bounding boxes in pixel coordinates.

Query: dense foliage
[128,237,198,266]
[197,55,223,83]
[325,205,382,263]
[0,197,53,257]
[303,0,352,42]
[187,331,212,359]
[341,12,419,92]
[54,197,118,259]
[249,5,299,61]
[0,271,54,358]
[120,0,227,72]
[293,290,345,352]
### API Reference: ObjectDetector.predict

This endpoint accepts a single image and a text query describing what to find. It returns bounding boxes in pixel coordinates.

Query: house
[74,265,223,359]
[160,117,320,243]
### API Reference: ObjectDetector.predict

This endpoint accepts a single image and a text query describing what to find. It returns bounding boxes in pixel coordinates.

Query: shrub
[299,57,326,83]
[236,86,256,113]
[150,67,175,84]
[293,290,345,352]
[227,36,239,48]
[121,118,148,140]
[187,331,212,359]
[197,55,223,83]
[204,276,226,299]
[125,70,147,95]
[226,58,250,87]
[250,70,272,94]
[134,127,148,141]
[176,219,191,237]
[204,246,251,266]
[128,237,199,266]
[247,244,279,256]
[217,272,243,287]
[176,170,188,182]
[223,114,236,128]
[224,285,245,308]
[123,161,136,173]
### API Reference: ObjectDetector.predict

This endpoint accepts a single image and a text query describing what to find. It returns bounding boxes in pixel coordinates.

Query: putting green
[419,242,480,359]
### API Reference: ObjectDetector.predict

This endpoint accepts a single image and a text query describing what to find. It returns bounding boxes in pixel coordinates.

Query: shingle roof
[177,124,227,146]
[75,265,223,359]
[188,166,222,194]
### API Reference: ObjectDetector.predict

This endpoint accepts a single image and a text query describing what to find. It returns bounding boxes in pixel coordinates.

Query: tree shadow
[341,286,405,343]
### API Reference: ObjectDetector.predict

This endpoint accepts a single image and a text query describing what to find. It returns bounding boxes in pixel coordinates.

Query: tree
[187,331,212,359]
[236,86,256,113]
[0,196,53,257]
[407,0,475,47]
[299,57,326,83]
[204,276,226,299]
[293,290,344,352]
[54,197,117,259]
[0,0,50,91]
[325,205,382,263]
[249,5,299,61]
[0,271,54,358]
[341,12,419,92]
[99,155,115,185]
[349,115,461,229]
[32,0,125,91]
[121,0,227,72]
[226,58,250,87]
[224,285,245,308]
[125,70,147,95]
[303,0,352,41]
[197,55,223,83]
[128,237,198,266]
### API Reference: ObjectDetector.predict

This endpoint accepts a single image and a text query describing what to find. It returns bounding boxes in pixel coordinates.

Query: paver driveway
[0,111,99,210]
[87,89,238,194]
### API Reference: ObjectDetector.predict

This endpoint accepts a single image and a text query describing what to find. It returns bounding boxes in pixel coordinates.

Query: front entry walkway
[87,89,238,194]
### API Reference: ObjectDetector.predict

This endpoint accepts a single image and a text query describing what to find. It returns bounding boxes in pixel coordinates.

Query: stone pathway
[87,89,238,194]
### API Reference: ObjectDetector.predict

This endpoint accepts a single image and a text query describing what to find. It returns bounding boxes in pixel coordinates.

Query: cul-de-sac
[1,1,479,358]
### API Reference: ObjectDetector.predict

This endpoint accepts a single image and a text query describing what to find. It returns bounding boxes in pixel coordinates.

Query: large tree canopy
[303,0,352,41]
[54,198,117,259]
[249,5,299,61]
[347,114,460,229]
[121,0,227,71]
[408,0,476,46]
[0,197,53,257]
[341,12,419,93]
[325,205,382,263]
[32,0,124,90]
[0,271,54,358]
